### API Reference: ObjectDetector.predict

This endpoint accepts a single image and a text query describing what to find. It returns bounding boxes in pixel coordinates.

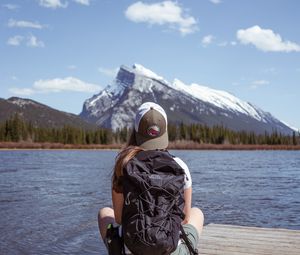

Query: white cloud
[7,35,24,46]
[98,67,118,77]
[39,0,68,9]
[210,0,222,4]
[73,0,90,6]
[250,79,269,89]
[125,1,197,35]
[38,0,91,8]
[202,35,214,46]
[7,35,45,48]
[217,41,236,47]
[33,77,101,92]
[9,88,35,96]
[9,77,102,96]
[237,25,300,52]
[2,4,19,10]
[8,19,45,29]
[27,35,45,48]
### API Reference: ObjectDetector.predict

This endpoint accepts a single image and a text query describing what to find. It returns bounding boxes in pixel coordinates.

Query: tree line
[0,113,299,145]
[168,123,299,145]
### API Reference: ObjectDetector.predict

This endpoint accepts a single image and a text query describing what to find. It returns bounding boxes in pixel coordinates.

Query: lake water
[0,150,299,254]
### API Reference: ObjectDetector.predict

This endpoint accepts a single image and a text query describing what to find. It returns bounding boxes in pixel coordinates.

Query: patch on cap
[147,125,161,137]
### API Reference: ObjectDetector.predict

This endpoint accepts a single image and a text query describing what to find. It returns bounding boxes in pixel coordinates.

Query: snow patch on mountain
[171,79,264,122]
[84,79,126,116]
[9,98,37,107]
[133,64,168,84]
[280,121,299,132]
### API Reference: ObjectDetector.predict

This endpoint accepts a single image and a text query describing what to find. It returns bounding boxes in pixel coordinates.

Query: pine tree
[10,113,22,142]
[0,123,5,141]
[292,131,297,145]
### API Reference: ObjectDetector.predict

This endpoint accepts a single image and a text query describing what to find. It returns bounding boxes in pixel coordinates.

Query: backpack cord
[180,225,198,255]
[133,186,180,239]
[121,234,126,255]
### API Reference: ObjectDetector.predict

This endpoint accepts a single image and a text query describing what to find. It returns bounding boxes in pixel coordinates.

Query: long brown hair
[112,128,143,192]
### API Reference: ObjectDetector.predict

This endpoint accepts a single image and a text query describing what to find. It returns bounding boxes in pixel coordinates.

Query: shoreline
[1,141,300,150]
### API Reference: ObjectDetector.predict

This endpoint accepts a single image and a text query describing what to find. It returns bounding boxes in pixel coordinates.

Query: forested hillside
[1,113,298,146]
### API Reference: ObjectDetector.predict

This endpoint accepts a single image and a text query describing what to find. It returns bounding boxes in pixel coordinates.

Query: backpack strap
[161,150,196,254]
[180,225,199,255]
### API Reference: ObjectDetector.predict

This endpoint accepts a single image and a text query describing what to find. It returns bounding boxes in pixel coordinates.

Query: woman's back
[97,102,204,255]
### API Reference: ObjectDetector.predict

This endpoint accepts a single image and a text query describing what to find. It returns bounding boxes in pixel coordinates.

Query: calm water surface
[0,150,299,254]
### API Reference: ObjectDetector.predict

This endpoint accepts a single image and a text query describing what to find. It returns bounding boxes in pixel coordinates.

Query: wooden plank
[200,237,299,248]
[200,241,299,251]
[198,224,300,255]
[201,230,300,242]
[207,224,300,235]
[202,224,300,240]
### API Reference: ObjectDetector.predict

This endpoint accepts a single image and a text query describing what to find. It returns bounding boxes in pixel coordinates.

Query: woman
[98,102,204,254]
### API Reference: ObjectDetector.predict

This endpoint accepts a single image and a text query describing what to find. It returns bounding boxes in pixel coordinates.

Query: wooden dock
[198,224,300,255]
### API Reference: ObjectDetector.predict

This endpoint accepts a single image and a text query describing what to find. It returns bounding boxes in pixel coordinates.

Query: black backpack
[121,150,195,255]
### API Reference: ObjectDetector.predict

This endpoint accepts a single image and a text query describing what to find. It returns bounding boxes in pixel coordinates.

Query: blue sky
[1,0,300,129]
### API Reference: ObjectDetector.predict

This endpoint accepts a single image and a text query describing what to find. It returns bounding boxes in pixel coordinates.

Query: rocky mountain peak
[80,64,295,135]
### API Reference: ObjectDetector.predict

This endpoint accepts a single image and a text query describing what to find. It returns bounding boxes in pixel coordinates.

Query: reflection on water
[0,150,299,254]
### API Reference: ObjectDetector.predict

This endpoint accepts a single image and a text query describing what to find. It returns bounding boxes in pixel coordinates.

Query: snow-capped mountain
[80,64,294,135]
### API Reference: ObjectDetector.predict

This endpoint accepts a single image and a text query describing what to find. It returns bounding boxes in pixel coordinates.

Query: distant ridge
[80,64,294,135]
[0,97,96,129]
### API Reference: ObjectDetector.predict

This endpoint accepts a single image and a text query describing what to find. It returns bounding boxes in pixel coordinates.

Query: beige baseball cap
[134,102,168,150]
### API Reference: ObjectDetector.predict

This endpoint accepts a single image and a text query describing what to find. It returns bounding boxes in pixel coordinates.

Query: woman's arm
[182,187,192,224]
[172,157,192,224]
[112,189,124,225]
